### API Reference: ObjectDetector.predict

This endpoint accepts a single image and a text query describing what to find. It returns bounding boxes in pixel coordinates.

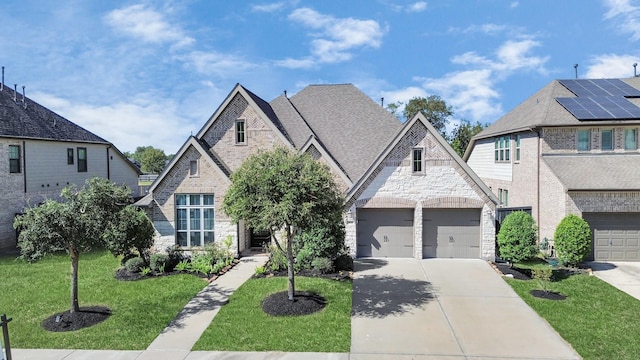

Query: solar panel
[556,96,640,120]
[559,79,640,97]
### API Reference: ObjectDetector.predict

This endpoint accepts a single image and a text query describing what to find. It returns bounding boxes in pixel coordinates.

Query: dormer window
[412,148,423,173]
[235,119,246,145]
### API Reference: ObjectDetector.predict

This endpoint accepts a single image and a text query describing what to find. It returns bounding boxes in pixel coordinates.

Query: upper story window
[412,148,423,173]
[494,136,510,162]
[625,129,637,150]
[189,160,198,176]
[77,147,87,172]
[601,129,613,151]
[176,194,215,247]
[577,130,590,151]
[235,119,246,144]
[515,134,521,161]
[67,148,74,165]
[9,145,20,173]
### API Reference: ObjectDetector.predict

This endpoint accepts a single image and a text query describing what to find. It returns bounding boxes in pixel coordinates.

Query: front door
[250,229,271,248]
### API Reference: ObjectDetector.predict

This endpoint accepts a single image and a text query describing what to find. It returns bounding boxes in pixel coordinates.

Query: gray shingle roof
[0,85,108,143]
[543,154,640,190]
[273,84,402,182]
[474,77,640,140]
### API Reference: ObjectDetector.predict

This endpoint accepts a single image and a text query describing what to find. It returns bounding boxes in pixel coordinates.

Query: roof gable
[196,84,292,147]
[147,136,230,194]
[349,113,497,205]
[300,135,352,189]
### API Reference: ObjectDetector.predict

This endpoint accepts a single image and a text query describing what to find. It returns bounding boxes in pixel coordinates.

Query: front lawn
[0,250,206,349]
[193,276,352,352]
[505,273,640,359]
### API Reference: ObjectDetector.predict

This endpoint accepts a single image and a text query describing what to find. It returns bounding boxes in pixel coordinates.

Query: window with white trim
[235,119,246,144]
[494,136,510,162]
[412,148,423,173]
[9,145,20,173]
[176,194,215,247]
[189,160,198,176]
[601,129,613,150]
[625,129,637,150]
[577,130,590,151]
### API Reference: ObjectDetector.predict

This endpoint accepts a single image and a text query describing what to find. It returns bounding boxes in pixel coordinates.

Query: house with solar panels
[464,77,640,261]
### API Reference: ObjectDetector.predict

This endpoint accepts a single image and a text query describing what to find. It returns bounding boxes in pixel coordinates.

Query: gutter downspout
[537,131,541,242]
[22,141,26,193]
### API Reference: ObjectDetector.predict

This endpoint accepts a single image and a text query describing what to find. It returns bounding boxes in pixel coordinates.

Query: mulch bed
[261,291,327,316]
[42,306,111,332]
[492,262,532,280]
[530,289,566,300]
[253,269,352,282]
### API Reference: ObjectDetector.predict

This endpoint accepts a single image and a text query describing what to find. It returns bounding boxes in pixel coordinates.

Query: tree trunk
[286,227,295,301]
[70,247,80,313]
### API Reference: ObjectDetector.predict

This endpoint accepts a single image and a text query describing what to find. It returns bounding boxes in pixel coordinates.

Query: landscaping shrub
[165,244,185,271]
[267,243,288,272]
[150,253,169,273]
[554,214,591,267]
[107,206,155,264]
[497,211,538,264]
[298,218,346,261]
[333,253,354,271]
[125,256,146,273]
[294,246,313,272]
[312,257,334,274]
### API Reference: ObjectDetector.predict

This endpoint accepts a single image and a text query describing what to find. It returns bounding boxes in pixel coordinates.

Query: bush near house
[554,214,591,266]
[497,211,538,264]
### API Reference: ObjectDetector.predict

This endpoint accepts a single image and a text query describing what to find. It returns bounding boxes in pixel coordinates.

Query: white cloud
[275,57,316,69]
[452,23,508,35]
[604,0,640,40]
[104,4,194,48]
[388,37,548,124]
[510,2,519,8]
[180,51,257,77]
[585,53,640,78]
[32,92,194,154]
[407,2,428,13]
[252,2,287,13]
[280,8,384,66]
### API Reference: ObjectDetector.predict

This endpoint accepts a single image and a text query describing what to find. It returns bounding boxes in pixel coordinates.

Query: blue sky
[1,0,640,154]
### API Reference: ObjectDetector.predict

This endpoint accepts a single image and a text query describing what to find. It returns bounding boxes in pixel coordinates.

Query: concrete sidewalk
[351,258,581,359]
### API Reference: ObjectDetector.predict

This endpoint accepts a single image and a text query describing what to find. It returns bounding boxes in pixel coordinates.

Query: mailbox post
[1,314,12,360]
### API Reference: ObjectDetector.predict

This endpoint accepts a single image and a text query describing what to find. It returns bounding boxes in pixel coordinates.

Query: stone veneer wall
[345,122,496,259]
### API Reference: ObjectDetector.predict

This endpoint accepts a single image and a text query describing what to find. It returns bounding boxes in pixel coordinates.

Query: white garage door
[583,213,640,261]
[356,208,414,257]
[423,209,481,258]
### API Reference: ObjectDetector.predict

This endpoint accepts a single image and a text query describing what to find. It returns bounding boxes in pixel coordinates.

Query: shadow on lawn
[160,283,233,331]
[351,274,435,318]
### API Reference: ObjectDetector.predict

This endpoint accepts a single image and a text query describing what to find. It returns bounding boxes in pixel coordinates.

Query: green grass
[0,250,206,349]
[193,276,352,352]
[512,257,550,270]
[138,181,153,186]
[505,274,640,359]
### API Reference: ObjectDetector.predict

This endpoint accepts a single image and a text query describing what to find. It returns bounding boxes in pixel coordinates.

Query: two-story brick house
[139,83,497,259]
[0,81,140,251]
[464,77,640,261]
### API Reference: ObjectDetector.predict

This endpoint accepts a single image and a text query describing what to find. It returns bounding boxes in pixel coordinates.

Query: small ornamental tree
[223,148,344,301]
[554,214,591,267]
[497,211,538,264]
[14,177,136,313]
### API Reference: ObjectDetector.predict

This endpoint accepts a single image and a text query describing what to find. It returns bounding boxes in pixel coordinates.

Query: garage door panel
[357,209,414,258]
[583,213,640,262]
[422,209,481,259]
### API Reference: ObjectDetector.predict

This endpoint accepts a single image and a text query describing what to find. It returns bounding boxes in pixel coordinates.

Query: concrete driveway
[351,258,580,359]
[589,261,640,301]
